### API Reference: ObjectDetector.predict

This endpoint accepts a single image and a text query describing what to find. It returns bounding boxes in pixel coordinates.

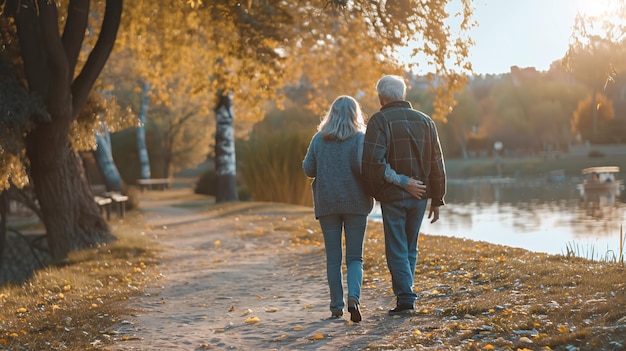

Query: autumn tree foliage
[113,0,475,201]
[0,0,475,261]
[572,93,615,143]
[564,2,626,142]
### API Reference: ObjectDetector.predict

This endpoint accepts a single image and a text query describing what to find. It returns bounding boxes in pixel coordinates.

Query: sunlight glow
[577,0,613,19]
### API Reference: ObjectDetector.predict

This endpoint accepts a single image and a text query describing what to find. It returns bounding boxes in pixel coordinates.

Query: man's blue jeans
[318,214,367,314]
[380,198,428,305]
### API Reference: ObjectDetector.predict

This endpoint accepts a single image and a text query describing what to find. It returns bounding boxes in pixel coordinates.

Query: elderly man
[361,74,446,315]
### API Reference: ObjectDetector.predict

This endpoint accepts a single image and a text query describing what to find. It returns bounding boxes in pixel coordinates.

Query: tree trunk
[0,192,7,274]
[27,126,113,260]
[214,91,238,202]
[137,81,152,179]
[591,91,598,139]
[93,130,123,192]
[162,151,171,179]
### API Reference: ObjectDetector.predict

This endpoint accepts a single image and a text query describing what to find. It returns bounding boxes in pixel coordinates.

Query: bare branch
[63,0,90,77]
[13,1,49,98]
[39,0,71,117]
[72,0,122,118]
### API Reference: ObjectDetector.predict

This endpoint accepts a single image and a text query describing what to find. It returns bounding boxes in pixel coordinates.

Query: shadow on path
[111,190,428,351]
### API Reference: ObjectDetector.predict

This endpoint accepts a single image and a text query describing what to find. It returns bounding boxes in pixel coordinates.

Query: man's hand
[405,178,426,199]
[428,205,440,223]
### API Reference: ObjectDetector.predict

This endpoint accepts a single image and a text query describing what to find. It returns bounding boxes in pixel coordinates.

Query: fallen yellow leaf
[16,308,27,313]
[245,316,260,323]
[312,333,324,340]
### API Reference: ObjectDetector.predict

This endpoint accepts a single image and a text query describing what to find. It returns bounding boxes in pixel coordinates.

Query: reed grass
[238,132,313,206]
[619,225,626,265]
[564,224,625,264]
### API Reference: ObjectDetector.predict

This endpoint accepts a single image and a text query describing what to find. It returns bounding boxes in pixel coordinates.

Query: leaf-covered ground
[1,189,624,351]
[289,207,626,351]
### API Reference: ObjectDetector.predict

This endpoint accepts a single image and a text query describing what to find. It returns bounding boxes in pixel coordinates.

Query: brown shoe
[347,297,361,323]
[330,310,343,319]
[389,302,414,315]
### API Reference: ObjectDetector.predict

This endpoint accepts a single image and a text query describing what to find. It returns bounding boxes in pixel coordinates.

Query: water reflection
[369,179,625,260]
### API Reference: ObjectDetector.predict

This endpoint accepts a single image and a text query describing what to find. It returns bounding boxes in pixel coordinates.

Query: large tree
[1,0,122,259]
[565,4,626,140]
[1,0,475,260]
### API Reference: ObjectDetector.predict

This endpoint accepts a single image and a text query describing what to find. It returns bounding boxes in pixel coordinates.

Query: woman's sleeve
[302,135,317,178]
[384,161,410,188]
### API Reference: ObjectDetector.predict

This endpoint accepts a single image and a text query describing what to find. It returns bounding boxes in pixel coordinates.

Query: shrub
[194,168,250,200]
[238,132,313,206]
[588,150,605,158]
[195,169,217,196]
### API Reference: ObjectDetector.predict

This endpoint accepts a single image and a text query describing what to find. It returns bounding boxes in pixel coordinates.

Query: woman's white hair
[318,95,366,141]
[376,75,406,101]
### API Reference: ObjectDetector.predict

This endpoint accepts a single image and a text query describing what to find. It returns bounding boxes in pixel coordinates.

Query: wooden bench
[94,196,112,220]
[103,192,130,218]
[93,188,129,219]
[136,178,171,191]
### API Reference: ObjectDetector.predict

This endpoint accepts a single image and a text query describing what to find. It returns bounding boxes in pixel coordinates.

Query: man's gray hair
[376,75,406,101]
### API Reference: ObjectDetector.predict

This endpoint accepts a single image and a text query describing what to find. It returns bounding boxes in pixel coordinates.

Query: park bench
[94,195,112,220]
[103,192,130,218]
[136,178,170,191]
[92,186,129,219]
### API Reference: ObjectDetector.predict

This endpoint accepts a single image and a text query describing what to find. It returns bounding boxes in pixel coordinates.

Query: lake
[369,178,626,260]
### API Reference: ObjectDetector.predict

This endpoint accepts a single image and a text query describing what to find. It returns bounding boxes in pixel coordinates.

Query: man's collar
[380,100,412,110]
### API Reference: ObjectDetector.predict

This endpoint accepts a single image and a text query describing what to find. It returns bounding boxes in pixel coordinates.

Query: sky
[410,0,593,75]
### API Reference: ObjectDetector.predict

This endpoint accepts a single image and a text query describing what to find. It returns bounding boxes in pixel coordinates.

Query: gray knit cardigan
[302,132,374,218]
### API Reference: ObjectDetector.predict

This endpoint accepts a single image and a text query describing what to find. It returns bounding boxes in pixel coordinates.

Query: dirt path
[109,191,431,351]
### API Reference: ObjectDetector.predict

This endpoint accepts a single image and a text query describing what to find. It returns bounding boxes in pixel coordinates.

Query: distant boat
[579,166,623,191]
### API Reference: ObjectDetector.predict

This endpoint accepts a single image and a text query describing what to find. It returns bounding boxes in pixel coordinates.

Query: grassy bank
[0,211,159,350]
[1,191,624,350]
[444,155,626,180]
[294,207,626,351]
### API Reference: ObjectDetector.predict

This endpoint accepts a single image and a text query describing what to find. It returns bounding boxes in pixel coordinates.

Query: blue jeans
[318,214,367,314]
[380,198,428,305]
